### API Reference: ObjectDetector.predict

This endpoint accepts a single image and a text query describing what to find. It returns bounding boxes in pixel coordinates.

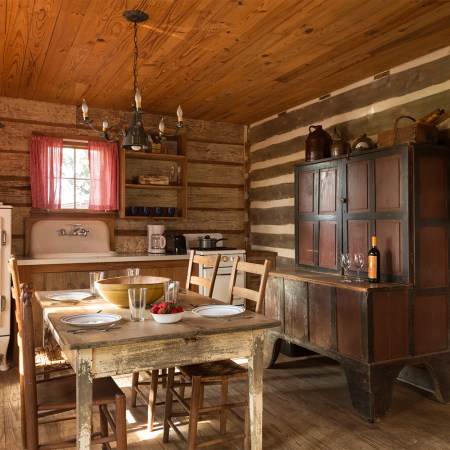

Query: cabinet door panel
[416,226,448,289]
[376,220,403,278]
[372,290,409,361]
[418,156,448,220]
[414,294,448,354]
[297,221,315,265]
[297,170,315,214]
[308,284,334,349]
[347,219,370,257]
[336,289,363,359]
[375,154,402,212]
[285,280,308,339]
[319,167,338,214]
[264,277,283,329]
[347,160,370,213]
[318,221,337,269]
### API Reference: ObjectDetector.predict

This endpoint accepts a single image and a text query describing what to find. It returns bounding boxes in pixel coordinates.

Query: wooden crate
[378,115,438,147]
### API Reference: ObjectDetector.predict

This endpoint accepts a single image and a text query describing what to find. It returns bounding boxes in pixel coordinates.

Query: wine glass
[340,253,352,282]
[353,253,365,282]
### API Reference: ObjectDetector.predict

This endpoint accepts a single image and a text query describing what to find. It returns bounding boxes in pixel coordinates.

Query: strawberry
[152,301,183,314]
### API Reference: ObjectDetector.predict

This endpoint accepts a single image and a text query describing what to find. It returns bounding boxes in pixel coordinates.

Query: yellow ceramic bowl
[95,276,169,308]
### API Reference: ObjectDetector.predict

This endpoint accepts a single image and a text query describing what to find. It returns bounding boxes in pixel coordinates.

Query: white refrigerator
[0,204,12,371]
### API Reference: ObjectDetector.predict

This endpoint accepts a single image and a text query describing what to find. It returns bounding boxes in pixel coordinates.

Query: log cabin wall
[0,99,245,255]
[247,47,450,269]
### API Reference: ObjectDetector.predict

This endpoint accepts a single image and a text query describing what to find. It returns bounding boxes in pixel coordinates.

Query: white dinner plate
[46,292,92,302]
[61,313,122,327]
[191,305,245,318]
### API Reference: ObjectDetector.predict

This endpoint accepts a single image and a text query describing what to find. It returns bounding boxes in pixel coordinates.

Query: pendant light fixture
[80,10,184,151]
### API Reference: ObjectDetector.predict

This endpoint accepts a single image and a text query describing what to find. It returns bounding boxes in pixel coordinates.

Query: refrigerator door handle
[1,230,5,246]
[1,296,5,312]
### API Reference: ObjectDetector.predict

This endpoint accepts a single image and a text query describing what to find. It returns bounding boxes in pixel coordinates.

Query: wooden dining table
[35,288,280,449]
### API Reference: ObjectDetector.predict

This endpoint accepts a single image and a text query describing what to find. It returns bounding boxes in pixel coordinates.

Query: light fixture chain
[133,20,139,96]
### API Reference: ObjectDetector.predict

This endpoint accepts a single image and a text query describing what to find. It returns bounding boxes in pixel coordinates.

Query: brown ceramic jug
[330,127,350,157]
[305,125,332,161]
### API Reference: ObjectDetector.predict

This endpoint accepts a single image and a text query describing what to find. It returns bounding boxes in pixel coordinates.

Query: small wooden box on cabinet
[119,133,188,219]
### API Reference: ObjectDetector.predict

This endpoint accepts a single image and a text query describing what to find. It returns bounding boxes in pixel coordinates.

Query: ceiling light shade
[80,10,184,150]
[122,111,149,151]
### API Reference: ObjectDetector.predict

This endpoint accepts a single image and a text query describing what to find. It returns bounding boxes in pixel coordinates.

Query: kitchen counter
[17,252,190,266]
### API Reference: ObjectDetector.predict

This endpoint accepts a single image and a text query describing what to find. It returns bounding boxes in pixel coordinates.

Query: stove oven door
[202,266,245,306]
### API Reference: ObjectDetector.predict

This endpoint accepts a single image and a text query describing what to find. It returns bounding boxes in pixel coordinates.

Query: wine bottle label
[368,255,377,279]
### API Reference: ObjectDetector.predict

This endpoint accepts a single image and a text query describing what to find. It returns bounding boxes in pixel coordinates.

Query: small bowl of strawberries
[151,301,184,323]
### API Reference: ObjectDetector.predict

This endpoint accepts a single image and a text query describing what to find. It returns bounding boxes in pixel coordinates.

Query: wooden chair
[20,285,128,449]
[129,250,221,432]
[8,256,72,449]
[185,250,221,296]
[163,257,272,449]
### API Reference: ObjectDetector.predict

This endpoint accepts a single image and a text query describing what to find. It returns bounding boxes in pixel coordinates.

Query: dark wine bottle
[368,236,380,283]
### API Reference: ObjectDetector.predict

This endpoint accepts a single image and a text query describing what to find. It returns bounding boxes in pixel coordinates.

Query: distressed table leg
[76,348,94,449]
[247,332,264,450]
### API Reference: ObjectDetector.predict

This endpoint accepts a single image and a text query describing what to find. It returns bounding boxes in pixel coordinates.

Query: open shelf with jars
[119,133,187,219]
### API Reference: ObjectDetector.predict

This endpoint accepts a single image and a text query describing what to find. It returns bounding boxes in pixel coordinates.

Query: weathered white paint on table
[35,290,280,449]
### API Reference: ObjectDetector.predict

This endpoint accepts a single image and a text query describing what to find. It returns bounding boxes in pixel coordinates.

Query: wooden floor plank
[1,355,449,449]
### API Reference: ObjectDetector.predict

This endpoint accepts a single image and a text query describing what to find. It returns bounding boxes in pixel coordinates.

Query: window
[29,135,119,211]
[61,143,90,209]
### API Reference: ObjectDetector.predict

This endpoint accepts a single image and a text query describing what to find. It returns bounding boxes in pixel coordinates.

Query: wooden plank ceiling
[1,0,449,125]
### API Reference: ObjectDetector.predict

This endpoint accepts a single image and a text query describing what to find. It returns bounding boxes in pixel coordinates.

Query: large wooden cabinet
[265,144,450,421]
[295,143,450,355]
[119,133,188,219]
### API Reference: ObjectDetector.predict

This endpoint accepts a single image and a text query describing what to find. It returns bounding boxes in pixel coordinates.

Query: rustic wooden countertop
[269,268,411,292]
[17,252,190,266]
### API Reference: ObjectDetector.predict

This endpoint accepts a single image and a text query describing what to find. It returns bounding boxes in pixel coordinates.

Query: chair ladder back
[8,255,22,335]
[20,284,39,449]
[185,250,221,297]
[226,259,272,313]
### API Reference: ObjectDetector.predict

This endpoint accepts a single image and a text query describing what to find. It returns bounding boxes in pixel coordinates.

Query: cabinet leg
[264,334,282,369]
[341,361,403,422]
[422,356,450,403]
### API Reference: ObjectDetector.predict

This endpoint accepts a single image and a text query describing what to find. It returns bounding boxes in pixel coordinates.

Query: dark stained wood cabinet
[264,270,450,423]
[295,143,450,355]
[265,144,450,422]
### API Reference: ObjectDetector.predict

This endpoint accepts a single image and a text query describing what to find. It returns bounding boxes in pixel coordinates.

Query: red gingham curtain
[88,140,119,210]
[29,135,63,209]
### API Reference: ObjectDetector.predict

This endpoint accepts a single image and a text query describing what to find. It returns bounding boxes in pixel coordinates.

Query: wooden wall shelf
[119,134,188,219]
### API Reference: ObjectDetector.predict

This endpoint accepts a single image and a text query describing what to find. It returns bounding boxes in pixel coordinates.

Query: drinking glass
[128,287,147,321]
[89,271,105,295]
[340,253,352,282]
[126,268,140,277]
[164,280,180,303]
[353,253,365,282]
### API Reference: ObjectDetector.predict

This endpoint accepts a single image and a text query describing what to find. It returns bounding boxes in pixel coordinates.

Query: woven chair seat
[35,344,71,369]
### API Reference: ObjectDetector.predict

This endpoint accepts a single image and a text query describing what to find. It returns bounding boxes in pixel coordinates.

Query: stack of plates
[191,305,245,318]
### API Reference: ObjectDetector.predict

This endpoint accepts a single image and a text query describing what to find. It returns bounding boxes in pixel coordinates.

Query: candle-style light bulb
[177,105,183,124]
[81,99,89,120]
[135,89,142,110]
[102,118,109,131]
[159,118,165,134]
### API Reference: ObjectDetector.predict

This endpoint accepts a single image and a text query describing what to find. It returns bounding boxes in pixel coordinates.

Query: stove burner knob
[221,256,228,263]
